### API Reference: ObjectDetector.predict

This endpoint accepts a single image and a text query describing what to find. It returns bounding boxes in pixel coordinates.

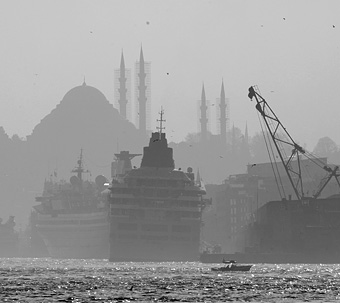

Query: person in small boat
[223,259,236,263]
[222,259,236,268]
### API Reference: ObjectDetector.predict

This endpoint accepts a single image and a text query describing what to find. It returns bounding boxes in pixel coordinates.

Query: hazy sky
[0,0,339,150]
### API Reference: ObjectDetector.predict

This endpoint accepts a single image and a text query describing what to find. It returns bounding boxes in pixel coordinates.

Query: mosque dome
[28,81,119,140]
[27,81,146,179]
[61,81,108,106]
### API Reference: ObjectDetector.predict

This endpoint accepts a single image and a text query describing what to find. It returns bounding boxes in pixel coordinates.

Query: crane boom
[248,86,340,200]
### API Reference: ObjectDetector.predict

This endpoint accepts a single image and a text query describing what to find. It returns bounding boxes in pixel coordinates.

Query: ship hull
[211,264,252,271]
[36,211,109,259]
[109,220,201,262]
[218,197,340,264]
[109,241,199,262]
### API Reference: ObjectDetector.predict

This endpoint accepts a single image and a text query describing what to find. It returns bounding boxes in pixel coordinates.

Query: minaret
[137,46,147,134]
[243,122,251,161]
[200,84,208,142]
[219,80,227,146]
[244,122,249,146]
[232,123,236,154]
[118,51,128,118]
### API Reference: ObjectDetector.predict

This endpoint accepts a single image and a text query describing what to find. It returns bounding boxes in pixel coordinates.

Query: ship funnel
[140,132,175,169]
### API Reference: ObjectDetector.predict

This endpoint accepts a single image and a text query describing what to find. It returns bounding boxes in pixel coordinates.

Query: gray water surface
[1,258,340,302]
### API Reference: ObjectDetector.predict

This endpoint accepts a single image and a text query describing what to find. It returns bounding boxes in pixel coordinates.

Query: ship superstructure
[33,150,110,259]
[108,110,209,261]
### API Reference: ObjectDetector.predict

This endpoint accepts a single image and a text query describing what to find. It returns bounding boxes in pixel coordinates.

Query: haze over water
[1,258,340,302]
[1,1,340,149]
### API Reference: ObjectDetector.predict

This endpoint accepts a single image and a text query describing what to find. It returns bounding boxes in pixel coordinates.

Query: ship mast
[71,149,89,182]
[156,107,165,140]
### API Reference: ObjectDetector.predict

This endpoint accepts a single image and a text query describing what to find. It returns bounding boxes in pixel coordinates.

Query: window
[172,225,191,233]
[118,223,137,231]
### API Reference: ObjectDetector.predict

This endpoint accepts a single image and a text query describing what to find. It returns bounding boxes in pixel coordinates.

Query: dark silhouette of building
[114,51,131,121]
[135,46,151,134]
[244,123,249,146]
[27,81,145,180]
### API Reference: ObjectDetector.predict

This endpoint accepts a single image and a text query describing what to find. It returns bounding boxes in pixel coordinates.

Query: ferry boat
[108,111,210,262]
[33,150,110,259]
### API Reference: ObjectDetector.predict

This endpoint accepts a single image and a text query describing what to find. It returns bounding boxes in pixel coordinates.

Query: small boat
[211,260,252,272]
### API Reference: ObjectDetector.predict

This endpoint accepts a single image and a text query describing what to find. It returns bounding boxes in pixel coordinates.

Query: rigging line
[303,150,329,169]
[267,113,288,161]
[257,110,285,200]
[266,123,287,198]
[262,101,295,194]
[301,161,318,195]
[260,105,287,197]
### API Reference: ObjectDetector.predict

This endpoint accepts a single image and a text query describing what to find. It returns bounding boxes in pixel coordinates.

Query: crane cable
[257,110,285,200]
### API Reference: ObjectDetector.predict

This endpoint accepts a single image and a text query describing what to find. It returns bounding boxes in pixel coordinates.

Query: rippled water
[1,258,340,302]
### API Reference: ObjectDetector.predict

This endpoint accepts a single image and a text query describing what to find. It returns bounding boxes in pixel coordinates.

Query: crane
[248,86,340,200]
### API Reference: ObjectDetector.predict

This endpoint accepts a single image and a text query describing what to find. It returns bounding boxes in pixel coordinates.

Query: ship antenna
[72,148,88,182]
[156,107,165,140]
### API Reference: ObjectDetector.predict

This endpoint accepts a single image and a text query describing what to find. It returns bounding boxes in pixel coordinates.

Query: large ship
[33,150,110,259]
[0,215,18,257]
[108,111,210,262]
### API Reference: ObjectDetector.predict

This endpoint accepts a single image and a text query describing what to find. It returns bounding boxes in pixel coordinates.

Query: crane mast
[248,86,340,200]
